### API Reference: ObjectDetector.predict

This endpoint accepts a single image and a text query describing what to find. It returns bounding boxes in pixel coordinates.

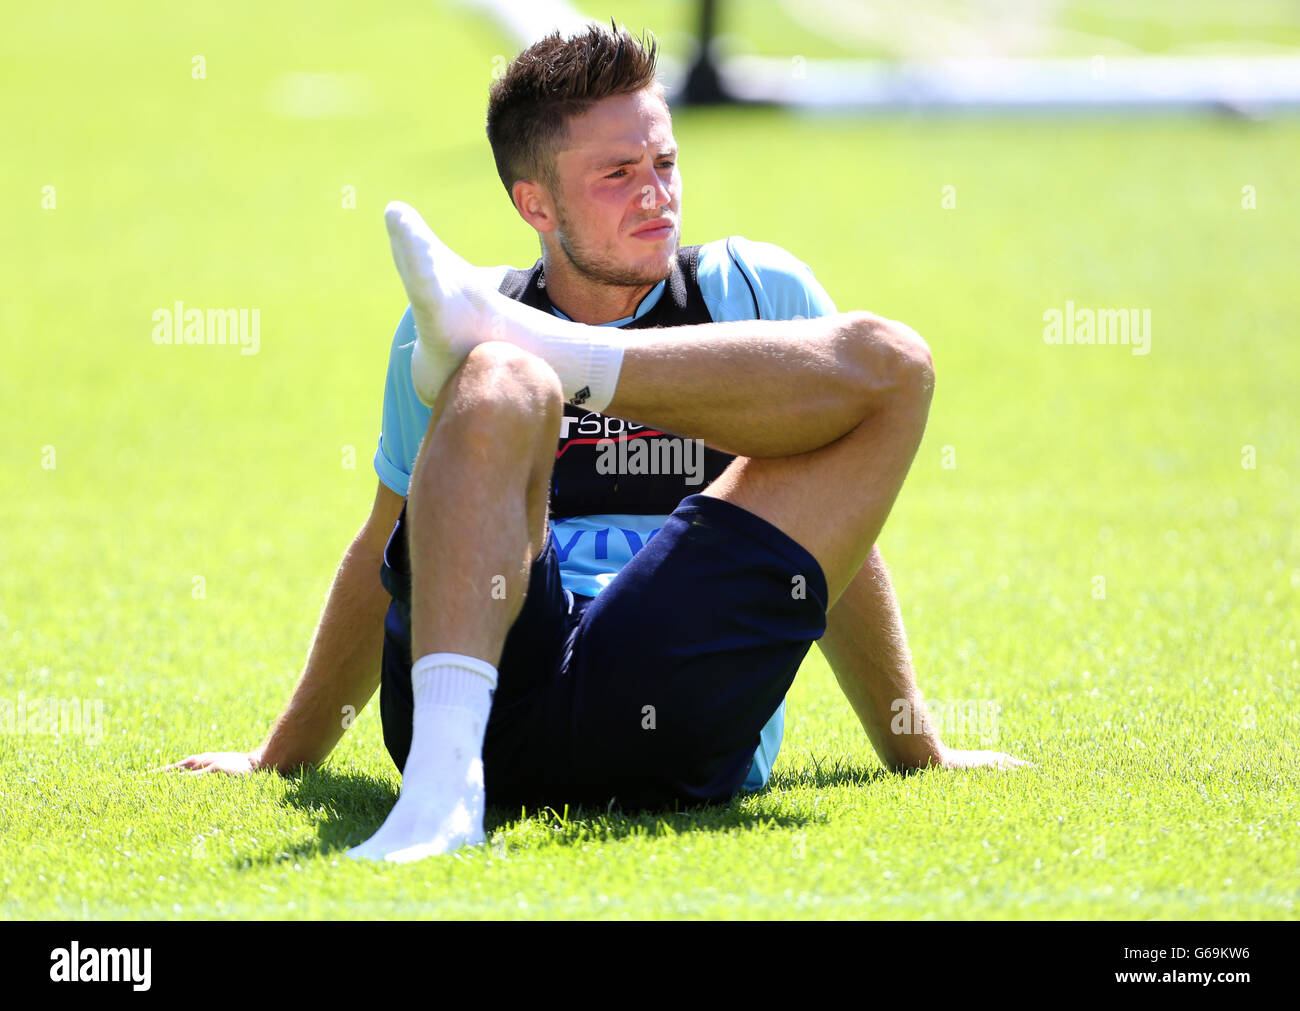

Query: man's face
[547,88,682,287]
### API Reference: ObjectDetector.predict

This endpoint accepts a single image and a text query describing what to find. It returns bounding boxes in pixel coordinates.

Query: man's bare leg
[347,342,562,862]
[614,314,932,604]
[408,345,560,663]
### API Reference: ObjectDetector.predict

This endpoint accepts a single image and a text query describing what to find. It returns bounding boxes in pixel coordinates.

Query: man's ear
[512,179,557,234]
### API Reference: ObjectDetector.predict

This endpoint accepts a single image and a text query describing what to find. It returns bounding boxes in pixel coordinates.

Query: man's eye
[605,169,627,179]
[657,161,675,170]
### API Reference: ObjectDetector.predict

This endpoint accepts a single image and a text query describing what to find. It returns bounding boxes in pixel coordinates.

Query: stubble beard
[553,203,680,288]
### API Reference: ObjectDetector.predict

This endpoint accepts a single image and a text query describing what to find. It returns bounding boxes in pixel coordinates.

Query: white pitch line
[452,0,593,48]
[452,0,686,96]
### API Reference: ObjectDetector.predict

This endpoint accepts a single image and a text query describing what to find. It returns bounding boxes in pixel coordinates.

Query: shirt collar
[547,279,667,327]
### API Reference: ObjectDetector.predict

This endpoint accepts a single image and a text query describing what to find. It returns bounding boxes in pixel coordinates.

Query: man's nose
[637,165,672,211]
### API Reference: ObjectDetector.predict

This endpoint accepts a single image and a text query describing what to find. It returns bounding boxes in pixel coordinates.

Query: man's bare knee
[839,311,935,414]
[439,342,564,437]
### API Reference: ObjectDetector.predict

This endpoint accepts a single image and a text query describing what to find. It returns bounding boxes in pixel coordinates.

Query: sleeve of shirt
[373,304,432,497]
[696,235,838,323]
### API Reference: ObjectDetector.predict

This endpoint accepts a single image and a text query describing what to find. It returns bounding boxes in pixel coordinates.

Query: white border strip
[458,0,1300,110]
[724,54,1300,109]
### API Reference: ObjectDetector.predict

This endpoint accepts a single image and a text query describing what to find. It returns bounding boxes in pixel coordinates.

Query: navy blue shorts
[379,493,828,811]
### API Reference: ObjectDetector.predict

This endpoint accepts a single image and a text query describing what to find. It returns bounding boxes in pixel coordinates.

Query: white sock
[385,201,626,411]
[346,652,497,863]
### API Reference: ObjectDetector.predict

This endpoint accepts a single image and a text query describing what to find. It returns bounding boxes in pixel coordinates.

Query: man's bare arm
[819,546,1031,772]
[158,480,405,775]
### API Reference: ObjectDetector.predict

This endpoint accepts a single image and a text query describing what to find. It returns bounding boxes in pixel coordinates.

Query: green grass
[2,1,1298,919]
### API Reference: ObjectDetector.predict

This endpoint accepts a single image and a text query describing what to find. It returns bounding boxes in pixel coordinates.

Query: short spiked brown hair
[486,22,662,198]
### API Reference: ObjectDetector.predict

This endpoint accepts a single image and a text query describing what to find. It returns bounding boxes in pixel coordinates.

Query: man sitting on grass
[163,23,1029,862]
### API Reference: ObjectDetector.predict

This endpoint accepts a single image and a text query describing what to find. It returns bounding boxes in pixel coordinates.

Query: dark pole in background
[682,0,733,105]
